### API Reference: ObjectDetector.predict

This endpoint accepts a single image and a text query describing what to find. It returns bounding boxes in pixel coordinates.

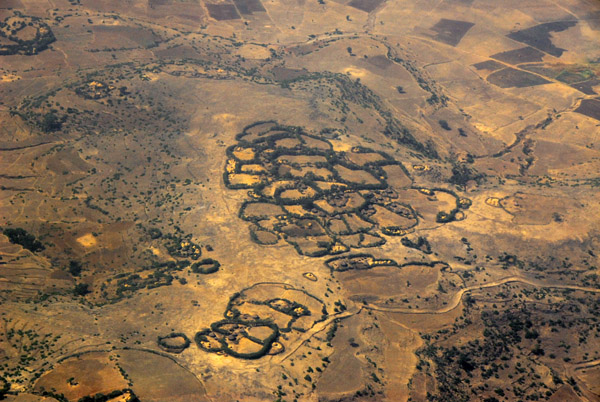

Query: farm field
[0,0,599,401]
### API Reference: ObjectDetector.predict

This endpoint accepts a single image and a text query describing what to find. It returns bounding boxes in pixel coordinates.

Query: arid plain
[0,0,600,401]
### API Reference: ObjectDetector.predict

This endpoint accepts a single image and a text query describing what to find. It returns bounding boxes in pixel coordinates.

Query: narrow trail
[229,275,600,397]
[565,358,600,402]
[574,359,600,371]
[365,276,600,314]
[0,141,55,151]
[249,276,600,369]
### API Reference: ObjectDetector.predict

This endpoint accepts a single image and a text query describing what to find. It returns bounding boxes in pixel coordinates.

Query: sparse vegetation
[1,2,598,401]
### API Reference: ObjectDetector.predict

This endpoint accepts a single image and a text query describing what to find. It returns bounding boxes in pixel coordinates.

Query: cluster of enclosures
[161,283,327,359]
[106,230,220,300]
[0,12,55,55]
[224,121,471,257]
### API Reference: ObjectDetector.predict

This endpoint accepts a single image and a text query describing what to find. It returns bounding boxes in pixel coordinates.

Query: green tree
[69,260,83,276]
[73,283,90,296]
[40,112,62,132]
[3,228,45,252]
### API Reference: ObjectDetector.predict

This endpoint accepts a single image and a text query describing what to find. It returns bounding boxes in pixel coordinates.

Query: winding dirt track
[0,141,55,151]
[575,359,600,371]
[271,277,599,365]
[365,276,600,314]
[268,276,600,366]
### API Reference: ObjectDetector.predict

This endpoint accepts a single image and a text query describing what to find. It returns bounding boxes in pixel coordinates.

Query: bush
[73,283,90,296]
[69,260,82,276]
[148,228,162,239]
[438,120,451,131]
[3,228,45,252]
[40,112,63,132]
[436,210,457,223]
[531,346,545,356]
[449,163,483,187]
[0,376,9,399]
[400,236,431,254]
